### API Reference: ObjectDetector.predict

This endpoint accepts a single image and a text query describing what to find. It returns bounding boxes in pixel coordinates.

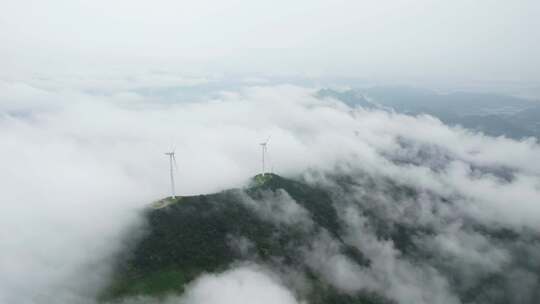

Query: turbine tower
[164,150,177,198]
[260,136,270,176]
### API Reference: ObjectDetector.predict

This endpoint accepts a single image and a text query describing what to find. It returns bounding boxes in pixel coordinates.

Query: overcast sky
[1,0,539,85]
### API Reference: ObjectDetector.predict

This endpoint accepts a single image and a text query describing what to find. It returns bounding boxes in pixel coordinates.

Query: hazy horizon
[2,1,540,96]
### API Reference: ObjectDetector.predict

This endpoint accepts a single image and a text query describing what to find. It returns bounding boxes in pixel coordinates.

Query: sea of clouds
[1,75,539,304]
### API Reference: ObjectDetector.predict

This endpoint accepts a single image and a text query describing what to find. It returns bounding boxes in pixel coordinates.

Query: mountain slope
[318,87,540,139]
[102,174,384,303]
[102,173,540,304]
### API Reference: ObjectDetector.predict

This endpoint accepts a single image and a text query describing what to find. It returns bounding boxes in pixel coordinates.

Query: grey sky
[1,0,539,84]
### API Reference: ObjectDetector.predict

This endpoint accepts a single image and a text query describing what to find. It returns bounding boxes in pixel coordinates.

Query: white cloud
[180,265,301,304]
[239,189,314,230]
[1,78,540,303]
[303,209,461,304]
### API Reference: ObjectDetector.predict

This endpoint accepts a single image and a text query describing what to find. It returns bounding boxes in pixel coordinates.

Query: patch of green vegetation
[101,270,190,301]
[150,196,183,209]
[252,173,274,186]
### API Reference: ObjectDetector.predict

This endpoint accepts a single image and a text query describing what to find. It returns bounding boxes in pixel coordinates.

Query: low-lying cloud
[181,264,300,304]
[1,76,539,303]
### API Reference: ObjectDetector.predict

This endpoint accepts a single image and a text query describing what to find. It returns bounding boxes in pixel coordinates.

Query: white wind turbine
[164,149,178,199]
[259,136,270,176]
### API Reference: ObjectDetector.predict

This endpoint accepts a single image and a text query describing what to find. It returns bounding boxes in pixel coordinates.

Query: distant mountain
[318,87,540,139]
[102,173,540,304]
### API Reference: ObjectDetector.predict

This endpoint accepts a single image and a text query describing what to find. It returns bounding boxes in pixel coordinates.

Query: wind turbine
[259,136,270,176]
[164,150,178,199]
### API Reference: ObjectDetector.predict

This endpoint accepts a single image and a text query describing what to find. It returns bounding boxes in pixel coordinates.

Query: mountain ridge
[101,172,540,304]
